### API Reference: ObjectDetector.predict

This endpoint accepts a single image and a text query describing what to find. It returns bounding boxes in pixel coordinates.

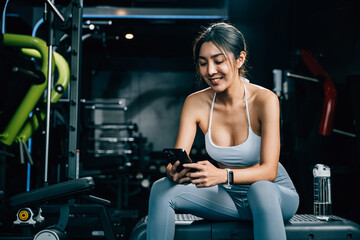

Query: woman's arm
[174,95,199,154]
[166,94,201,182]
[231,90,280,184]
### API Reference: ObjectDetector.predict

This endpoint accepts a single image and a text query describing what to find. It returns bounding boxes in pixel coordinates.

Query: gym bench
[130,213,360,240]
[0,176,115,240]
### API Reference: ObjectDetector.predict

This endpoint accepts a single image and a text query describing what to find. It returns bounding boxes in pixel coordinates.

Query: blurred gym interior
[0,0,359,239]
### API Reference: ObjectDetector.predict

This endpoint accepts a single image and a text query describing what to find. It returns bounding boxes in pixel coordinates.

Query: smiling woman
[145,22,299,240]
[197,41,244,90]
[193,22,248,82]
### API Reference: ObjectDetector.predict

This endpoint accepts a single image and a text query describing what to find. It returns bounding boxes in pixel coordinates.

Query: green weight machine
[0,33,69,150]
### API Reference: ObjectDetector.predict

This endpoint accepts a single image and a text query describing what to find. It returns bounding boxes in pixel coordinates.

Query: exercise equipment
[300,50,337,136]
[80,98,149,210]
[0,33,70,146]
[285,50,337,136]
[0,33,70,186]
[0,1,117,239]
[130,213,360,240]
[0,176,116,240]
[0,33,50,146]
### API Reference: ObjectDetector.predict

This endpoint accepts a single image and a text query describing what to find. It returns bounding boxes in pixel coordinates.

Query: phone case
[163,148,192,172]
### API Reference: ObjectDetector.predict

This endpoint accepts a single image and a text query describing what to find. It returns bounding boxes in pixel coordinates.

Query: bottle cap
[313,164,331,177]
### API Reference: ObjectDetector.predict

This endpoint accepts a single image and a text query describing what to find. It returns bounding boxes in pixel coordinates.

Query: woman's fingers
[170,161,192,183]
[183,160,222,187]
[183,163,202,172]
[172,161,181,172]
[190,177,204,184]
[186,170,203,178]
[191,178,208,188]
[172,161,218,187]
[178,176,192,184]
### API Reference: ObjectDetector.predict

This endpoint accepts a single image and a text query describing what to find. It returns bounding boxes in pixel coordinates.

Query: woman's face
[198,41,242,92]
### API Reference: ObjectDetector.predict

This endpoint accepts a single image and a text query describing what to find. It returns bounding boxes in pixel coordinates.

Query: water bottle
[313,164,332,220]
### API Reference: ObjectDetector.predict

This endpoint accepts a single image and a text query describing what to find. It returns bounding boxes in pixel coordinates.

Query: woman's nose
[207,62,217,75]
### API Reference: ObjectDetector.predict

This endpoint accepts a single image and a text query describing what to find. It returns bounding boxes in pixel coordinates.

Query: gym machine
[0,0,117,239]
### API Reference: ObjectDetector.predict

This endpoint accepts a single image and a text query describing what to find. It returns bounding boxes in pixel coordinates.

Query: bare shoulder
[180,88,213,126]
[247,82,279,107]
[185,87,213,107]
[246,83,279,122]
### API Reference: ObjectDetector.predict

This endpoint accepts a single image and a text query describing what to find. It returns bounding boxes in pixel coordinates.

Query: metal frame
[68,0,83,180]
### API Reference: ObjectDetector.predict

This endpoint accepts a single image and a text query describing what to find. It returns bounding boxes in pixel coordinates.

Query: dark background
[1,0,359,238]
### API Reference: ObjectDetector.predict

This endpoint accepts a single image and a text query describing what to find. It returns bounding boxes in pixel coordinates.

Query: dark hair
[193,22,248,83]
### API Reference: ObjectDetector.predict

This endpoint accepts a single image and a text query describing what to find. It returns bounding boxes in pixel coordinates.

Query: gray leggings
[146,177,299,240]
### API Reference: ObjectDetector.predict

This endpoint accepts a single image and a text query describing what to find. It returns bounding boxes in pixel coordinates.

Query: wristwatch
[224,168,234,189]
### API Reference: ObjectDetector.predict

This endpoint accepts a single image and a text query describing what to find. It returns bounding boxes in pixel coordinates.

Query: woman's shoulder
[247,82,278,104]
[186,87,214,104]
[246,82,279,116]
[181,88,214,118]
[181,88,213,123]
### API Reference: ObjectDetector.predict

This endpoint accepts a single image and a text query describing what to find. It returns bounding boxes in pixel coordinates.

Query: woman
[146,22,299,240]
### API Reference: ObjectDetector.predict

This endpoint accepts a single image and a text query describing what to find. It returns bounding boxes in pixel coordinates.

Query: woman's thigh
[150,177,243,220]
[247,181,299,220]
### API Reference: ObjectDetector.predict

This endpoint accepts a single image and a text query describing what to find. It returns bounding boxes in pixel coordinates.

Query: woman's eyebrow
[199,53,224,60]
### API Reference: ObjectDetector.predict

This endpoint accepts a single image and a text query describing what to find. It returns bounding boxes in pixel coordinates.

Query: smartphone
[163,148,192,172]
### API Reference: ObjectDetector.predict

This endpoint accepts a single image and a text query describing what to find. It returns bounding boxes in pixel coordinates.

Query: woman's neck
[216,77,245,107]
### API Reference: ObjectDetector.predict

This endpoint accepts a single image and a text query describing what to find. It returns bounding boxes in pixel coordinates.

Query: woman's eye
[199,62,206,66]
[214,57,225,64]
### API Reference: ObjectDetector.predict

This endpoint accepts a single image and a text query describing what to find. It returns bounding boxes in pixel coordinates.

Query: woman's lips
[209,77,222,85]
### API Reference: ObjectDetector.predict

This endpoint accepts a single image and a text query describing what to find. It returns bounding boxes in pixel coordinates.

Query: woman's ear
[236,51,246,68]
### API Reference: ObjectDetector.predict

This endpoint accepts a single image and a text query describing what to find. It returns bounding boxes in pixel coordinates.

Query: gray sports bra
[205,80,261,167]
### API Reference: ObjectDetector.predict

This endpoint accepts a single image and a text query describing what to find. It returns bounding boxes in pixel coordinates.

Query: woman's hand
[183,161,227,188]
[167,161,192,184]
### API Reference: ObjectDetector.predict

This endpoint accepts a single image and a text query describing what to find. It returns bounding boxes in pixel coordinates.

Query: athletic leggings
[146,177,299,240]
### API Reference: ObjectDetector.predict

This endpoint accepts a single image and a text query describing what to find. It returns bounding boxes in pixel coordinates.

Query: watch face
[229,170,234,185]
[226,169,234,185]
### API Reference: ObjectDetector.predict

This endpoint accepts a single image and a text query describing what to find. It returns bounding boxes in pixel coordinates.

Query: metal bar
[21,141,34,165]
[89,123,135,127]
[55,204,70,232]
[333,129,356,138]
[0,150,15,158]
[81,99,126,105]
[84,20,113,25]
[19,142,25,164]
[46,0,65,22]
[44,0,56,185]
[68,0,83,180]
[89,137,135,142]
[286,72,319,83]
[87,124,138,131]
[44,43,53,185]
[87,149,133,155]
[84,106,127,111]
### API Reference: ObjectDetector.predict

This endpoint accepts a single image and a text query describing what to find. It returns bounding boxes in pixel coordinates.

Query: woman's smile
[208,76,223,85]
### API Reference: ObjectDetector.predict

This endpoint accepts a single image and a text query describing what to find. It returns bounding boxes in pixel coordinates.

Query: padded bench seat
[130,214,360,240]
[7,177,95,208]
